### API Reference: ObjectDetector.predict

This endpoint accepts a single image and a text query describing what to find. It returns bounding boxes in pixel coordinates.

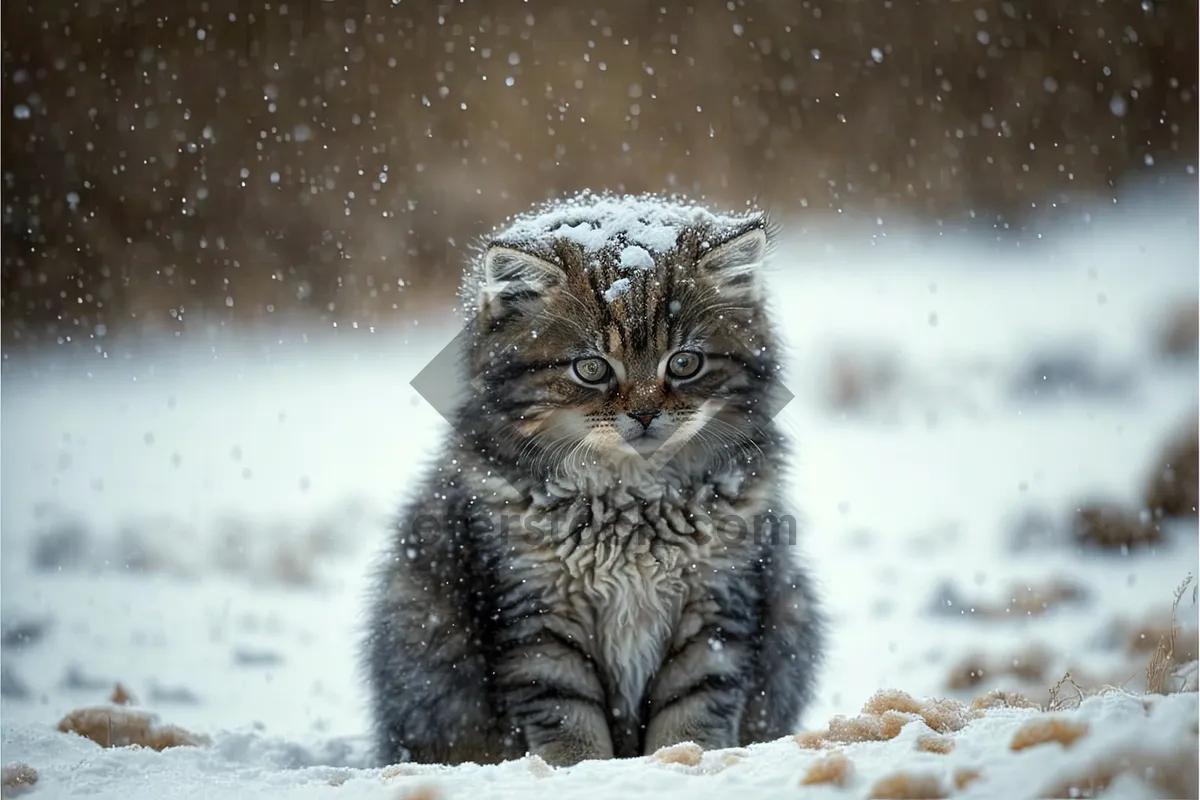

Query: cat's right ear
[476,245,567,325]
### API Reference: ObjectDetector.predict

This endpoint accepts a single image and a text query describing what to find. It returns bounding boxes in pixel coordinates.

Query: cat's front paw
[529,737,612,768]
[643,715,741,756]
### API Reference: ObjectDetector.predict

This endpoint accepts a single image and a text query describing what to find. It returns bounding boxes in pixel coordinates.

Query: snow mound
[488,189,761,255]
[56,705,210,750]
[618,244,656,270]
[603,277,632,302]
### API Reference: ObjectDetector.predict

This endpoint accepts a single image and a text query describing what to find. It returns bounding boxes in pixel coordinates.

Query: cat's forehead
[462,191,771,356]
[487,190,764,265]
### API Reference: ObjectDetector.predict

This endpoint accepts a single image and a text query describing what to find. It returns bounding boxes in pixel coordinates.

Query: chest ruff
[506,482,754,718]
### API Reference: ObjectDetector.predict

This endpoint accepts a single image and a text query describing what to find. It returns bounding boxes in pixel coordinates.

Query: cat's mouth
[615,423,683,458]
[624,431,665,452]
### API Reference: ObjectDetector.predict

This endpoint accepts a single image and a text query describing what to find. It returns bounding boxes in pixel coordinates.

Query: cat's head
[458,191,788,481]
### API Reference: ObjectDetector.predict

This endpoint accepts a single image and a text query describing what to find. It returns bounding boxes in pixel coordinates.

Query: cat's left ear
[697,224,769,297]
[476,244,567,326]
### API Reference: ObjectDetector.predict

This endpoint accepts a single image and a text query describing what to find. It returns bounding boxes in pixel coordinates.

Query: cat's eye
[667,350,704,379]
[573,356,611,384]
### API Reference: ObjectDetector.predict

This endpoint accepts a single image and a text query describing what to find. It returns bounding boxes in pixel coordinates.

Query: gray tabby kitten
[362,190,825,768]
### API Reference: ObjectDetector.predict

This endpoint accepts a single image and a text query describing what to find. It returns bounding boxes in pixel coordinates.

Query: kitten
[362,190,825,768]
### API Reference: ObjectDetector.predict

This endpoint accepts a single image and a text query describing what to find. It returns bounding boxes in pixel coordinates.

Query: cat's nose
[628,409,661,429]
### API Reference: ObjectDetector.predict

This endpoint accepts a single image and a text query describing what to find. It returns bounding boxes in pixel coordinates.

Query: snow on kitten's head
[460,190,786,480]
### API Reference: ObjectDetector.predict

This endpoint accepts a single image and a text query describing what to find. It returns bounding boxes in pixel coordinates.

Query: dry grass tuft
[1009,718,1090,751]
[1143,417,1199,519]
[945,654,991,692]
[827,689,979,744]
[935,579,1089,620]
[1,763,39,798]
[862,689,978,733]
[953,769,983,791]
[915,734,955,754]
[392,786,442,800]
[951,651,1136,708]
[970,689,1039,711]
[1070,502,1162,550]
[1044,671,1087,712]
[1156,300,1200,362]
[823,348,902,416]
[946,645,1053,693]
[652,742,704,767]
[1039,748,1200,799]
[1005,580,1090,617]
[800,750,854,787]
[828,711,916,743]
[794,731,829,750]
[860,688,926,717]
[1145,574,1197,695]
[56,706,210,750]
[1008,648,1054,685]
[868,772,947,799]
[1032,668,1166,713]
[109,683,137,706]
[1127,620,1200,661]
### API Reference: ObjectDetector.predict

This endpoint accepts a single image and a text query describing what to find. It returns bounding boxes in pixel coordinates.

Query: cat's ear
[697,225,769,297]
[476,245,567,324]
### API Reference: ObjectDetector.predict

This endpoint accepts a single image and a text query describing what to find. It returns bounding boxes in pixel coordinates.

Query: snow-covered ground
[2,176,1198,799]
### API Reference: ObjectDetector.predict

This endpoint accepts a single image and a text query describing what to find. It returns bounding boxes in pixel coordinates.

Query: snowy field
[2,177,1198,799]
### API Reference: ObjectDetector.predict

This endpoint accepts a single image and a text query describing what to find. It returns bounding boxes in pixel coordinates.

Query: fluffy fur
[362,190,825,768]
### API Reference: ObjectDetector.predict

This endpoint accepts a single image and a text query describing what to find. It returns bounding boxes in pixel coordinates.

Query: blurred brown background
[2,0,1196,347]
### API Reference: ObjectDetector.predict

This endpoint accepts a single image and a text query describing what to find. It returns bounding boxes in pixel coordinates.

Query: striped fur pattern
[362,191,825,768]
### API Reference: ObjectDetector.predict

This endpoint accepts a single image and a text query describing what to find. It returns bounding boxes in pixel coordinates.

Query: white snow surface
[618,245,656,271]
[603,277,633,302]
[2,175,1198,799]
[494,189,758,254]
[1,692,1196,799]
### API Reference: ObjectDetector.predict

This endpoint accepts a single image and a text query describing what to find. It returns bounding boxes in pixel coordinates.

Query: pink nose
[628,409,661,429]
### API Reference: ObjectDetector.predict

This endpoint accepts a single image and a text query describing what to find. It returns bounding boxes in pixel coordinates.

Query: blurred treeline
[2,0,1196,345]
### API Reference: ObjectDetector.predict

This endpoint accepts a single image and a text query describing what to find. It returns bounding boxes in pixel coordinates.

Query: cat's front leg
[493,625,614,767]
[643,605,754,754]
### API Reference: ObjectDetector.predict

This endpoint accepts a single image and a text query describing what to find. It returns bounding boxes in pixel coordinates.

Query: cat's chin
[598,431,700,467]
[621,433,668,455]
